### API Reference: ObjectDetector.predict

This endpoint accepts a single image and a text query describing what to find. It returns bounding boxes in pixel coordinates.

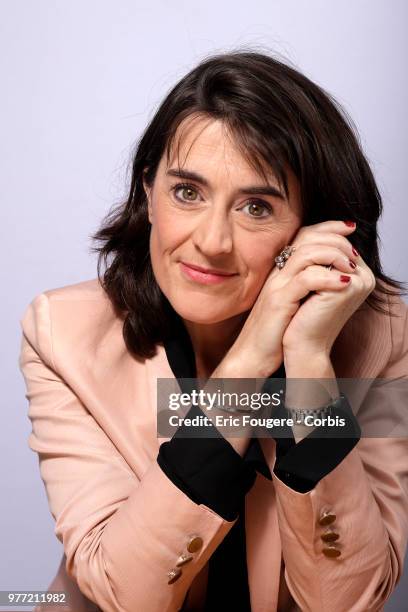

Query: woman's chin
[171,305,235,325]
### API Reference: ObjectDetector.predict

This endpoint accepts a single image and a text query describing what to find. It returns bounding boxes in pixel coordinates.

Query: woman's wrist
[283,352,339,411]
[219,346,281,379]
[281,352,339,443]
[201,350,279,457]
[283,350,333,378]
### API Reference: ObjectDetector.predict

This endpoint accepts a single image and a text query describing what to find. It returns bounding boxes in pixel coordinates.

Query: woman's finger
[281,264,354,306]
[278,244,358,278]
[291,232,359,261]
[299,219,357,237]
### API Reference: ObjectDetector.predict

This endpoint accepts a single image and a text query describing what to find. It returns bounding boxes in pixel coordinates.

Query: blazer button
[321,530,339,543]
[167,567,182,584]
[318,512,336,526]
[322,544,341,558]
[187,535,203,553]
[176,553,193,567]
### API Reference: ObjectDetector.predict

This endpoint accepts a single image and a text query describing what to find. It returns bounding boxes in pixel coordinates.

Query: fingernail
[340,275,351,283]
[349,260,356,269]
[352,247,359,257]
[344,220,356,227]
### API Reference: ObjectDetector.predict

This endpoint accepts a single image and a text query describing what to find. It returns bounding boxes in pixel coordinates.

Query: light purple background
[2,1,407,610]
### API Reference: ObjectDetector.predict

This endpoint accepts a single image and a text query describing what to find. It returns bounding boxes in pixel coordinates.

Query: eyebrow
[166,168,286,200]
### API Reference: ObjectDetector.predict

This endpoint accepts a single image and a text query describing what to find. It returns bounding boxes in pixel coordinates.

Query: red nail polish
[340,275,351,283]
[352,247,359,257]
[349,260,356,269]
[344,221,356,227]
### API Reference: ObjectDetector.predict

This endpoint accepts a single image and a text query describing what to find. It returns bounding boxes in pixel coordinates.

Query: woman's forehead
[165,114,280,186]
[167,115,231,165]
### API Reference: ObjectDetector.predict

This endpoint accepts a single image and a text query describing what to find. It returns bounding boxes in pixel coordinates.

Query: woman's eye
[171,184,272,219]
[242,200,272,219]
[172,183,200,202]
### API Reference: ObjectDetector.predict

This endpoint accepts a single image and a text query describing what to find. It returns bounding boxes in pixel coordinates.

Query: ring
[275,245,296,270]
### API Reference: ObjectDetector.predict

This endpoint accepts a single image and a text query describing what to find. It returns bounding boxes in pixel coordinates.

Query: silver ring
[275,245,296,270]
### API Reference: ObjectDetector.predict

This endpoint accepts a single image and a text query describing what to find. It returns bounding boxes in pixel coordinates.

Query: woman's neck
[182,311,248,379]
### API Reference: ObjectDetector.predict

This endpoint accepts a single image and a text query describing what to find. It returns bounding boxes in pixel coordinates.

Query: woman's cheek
[245,243,277,277]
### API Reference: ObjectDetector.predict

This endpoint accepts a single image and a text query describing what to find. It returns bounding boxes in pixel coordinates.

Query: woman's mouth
[179,262,238,285]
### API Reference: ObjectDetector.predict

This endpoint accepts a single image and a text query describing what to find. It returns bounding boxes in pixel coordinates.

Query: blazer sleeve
[157,400,360,520]
[272,397,361,492]
[157,407,259,521]
[18,292,237,612]
[271,299,408,612]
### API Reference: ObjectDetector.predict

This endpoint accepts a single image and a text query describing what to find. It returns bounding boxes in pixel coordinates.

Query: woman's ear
[142,170,153,224]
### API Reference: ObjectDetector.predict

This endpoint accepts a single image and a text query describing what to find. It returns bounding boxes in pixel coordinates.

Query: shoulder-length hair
[90,49,407,360]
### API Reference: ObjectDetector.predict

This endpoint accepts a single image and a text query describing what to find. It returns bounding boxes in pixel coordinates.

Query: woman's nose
[191,207,233,256]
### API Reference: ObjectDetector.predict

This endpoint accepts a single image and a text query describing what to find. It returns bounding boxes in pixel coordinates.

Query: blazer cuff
[157,403,257,521]
[273,393,361,492]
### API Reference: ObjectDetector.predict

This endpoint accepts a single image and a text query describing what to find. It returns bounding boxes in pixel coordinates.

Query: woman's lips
[179,262,238,285]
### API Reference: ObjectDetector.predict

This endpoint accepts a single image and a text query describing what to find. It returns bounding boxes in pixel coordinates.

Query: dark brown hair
[90,48,407,360]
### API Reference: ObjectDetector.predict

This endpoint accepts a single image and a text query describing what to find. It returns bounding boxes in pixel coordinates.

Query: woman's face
[143,116,303,324]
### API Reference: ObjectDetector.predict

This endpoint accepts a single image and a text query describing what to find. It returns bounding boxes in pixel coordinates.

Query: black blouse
[156,304,360,611]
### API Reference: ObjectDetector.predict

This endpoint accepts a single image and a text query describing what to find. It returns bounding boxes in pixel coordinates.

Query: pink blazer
[19,278,408,612]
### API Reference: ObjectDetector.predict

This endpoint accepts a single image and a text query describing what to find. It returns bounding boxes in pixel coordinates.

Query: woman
[19,50,408,611]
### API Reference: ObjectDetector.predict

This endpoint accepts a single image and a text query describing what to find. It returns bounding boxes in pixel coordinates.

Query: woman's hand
[227,220,376,377]
[281,221,376,359]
